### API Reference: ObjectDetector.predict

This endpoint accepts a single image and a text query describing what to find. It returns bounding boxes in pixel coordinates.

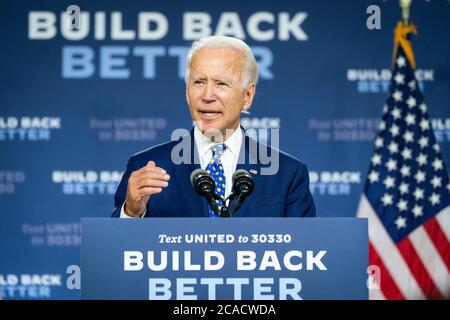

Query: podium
[81,218,368,300]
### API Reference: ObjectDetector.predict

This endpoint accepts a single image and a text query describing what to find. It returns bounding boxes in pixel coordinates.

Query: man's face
[186,47,255,139]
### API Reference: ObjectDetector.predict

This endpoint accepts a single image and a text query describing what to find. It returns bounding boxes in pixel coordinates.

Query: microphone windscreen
[190,169,208,186]
[232,169,252,183]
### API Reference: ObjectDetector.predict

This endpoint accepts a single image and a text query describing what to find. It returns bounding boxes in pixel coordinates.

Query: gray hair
[185,36,259,88]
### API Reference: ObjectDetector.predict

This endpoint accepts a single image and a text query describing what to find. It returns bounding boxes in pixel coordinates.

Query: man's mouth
[199,110,222,119]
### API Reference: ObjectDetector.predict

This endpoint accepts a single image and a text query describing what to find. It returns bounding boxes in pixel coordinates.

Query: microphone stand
[206,192,234,218]
[218,193,238,218]
[216,190,251,217]
[208,192,231,218]
[209,190,250,218]
[209,189,251,218]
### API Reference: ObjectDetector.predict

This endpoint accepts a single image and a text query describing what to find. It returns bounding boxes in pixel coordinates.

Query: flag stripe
[369,283,386,300]
[369,241,402,300]
[357,195,425,299]
[397,236,444,299]
[435,206,450,241]
[410,220,450,298]
[423,211,450,272]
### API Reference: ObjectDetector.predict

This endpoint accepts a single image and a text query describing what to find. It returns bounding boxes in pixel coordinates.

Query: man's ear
[242,83,256,111]
[185,84,189,106]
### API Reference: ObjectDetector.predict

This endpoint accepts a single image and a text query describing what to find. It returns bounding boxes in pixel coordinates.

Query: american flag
[357,23,450,300]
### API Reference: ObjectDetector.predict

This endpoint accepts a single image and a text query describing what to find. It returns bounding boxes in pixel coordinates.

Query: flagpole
[392,0,417,69]
[399,0,412,24]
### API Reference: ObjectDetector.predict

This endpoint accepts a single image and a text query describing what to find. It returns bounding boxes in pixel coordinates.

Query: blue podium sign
[81,218,368,300]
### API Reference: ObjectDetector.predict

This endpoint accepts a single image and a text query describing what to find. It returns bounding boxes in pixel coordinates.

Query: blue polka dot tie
[206,144,226,217]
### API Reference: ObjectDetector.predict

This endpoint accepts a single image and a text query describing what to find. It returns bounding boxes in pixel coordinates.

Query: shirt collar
[194,125,243,159]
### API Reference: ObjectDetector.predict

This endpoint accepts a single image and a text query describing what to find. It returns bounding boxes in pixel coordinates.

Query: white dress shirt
[120,125,243,218]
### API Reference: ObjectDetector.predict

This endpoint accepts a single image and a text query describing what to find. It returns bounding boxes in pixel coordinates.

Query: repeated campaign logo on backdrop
[0,273,64,299]
[308,118,379,142]
[1,223,81,299]
[307,117,450,143]
[432,118,450,142]
[0,117,61,141]
[241,117,280,146]
[0,220,81,299]
[52,170,122,195]
[28,10,309,80]
[0,171,26,195]
[309,171,362,196]
[89,117,167,142]
[347,68,435,94]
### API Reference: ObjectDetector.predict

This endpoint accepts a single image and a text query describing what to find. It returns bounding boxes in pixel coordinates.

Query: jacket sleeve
[111,156,142,217]
[286,163,316,217]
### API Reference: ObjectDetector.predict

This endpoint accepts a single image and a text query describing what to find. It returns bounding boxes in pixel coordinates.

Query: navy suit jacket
[111,129,316,218]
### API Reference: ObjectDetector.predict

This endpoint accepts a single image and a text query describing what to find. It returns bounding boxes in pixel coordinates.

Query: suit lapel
[231,133,262,217]
[174,129,209,217]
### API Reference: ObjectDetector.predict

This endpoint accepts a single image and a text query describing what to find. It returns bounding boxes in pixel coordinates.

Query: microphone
[230,169,255,215]
[190,169,219,216]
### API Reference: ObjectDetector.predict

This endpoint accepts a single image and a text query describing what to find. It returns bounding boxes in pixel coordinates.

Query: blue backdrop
[0,0,449,299]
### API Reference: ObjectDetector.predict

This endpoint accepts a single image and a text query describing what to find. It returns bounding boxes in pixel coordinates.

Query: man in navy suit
[112,36,315,218]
